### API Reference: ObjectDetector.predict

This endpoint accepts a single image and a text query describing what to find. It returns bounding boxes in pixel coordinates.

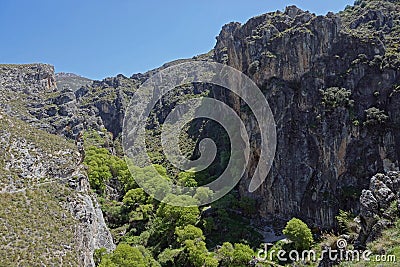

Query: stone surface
[356,171,400,247]
[0,66,115,266]
[212,1,400,228]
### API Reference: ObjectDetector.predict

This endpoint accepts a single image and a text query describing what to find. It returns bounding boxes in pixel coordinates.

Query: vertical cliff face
[215,6,341,82]
[0,64,114,266]
[213,2,400,227]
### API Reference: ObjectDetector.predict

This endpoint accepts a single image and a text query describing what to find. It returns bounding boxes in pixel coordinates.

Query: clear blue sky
[0,0,353,80]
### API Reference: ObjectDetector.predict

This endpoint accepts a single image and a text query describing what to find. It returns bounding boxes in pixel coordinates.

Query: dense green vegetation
[84,146,132,195]
[84,126,400,266]
[86,128,398,267]
[83,130,264,266]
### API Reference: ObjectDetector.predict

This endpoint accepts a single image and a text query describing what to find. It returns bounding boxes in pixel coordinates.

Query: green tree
[283,218,314,250]
[175,225,205,244]
[123,188,148,210]
[156,195,200,228]
[320,87,354,109]
[184,239,218,267]
[194,187,214,203]
[98,256,116,267]
[99,243,160,267]
[158,248,183,266]
[232,243,254,266]
[112,243,146,267]
[130,165,172,199]
[173,224,217,267]
[98,244,144,267]
[84,146,135,194]
[217,242,234,266]
[109,156,134,193]
[84,147,113,194]
[364,107,389,126]
[237,196,257,216]
[100,199,128,228]
[178,171,198,187]
[94,248,108,266]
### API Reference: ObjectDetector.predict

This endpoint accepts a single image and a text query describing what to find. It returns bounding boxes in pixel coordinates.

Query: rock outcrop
[55,72,92,92]
[356,171,400,247]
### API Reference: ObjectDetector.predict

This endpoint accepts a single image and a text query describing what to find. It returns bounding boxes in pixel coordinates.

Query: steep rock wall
[213,3,400,227]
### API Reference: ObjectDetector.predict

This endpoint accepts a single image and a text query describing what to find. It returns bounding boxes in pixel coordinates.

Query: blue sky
[0,0,353,80]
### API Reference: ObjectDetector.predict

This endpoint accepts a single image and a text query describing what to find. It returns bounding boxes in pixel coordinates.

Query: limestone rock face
[212,1,400,228]
[0,65,114,266]
[0,64,57,93]
[215,7,342,83]
[356,171,400,247]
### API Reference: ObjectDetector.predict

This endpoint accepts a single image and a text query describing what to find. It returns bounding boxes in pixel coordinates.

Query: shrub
[217,242,234,266]
[175,225,205,244]
[84,146,134,194]
[387,200,399,219]
[283,218,314,250]
[320,87,354,109]
[363,107,389,126]
[336,210,355,234]
[232,243,254,266]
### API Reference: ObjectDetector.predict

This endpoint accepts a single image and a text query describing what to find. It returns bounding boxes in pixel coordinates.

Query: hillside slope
[0,65,114,266]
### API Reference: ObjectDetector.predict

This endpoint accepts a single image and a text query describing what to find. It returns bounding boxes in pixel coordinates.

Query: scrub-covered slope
[0,65,114,266]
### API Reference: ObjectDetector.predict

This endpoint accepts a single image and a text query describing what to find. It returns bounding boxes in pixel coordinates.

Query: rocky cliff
[213,1,400,228]
[0,64,114,266]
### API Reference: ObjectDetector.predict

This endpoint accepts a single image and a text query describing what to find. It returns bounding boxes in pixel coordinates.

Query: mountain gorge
[1,0,400,266]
